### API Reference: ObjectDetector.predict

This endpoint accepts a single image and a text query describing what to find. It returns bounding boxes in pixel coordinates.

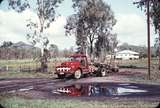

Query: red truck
[55,54,118,79]
[53,84,118,97]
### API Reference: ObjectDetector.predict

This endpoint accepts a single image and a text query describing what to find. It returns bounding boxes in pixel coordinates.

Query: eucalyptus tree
[151,1,160,69]
[49,44,59,58]
[94,32,118,62]
[65,0,116,60]
[0,0,3,4]
[155,37,160,62]
[134,0,160,70]
[8,0,63,72]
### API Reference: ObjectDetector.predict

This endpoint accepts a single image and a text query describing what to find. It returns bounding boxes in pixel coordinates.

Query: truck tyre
[112,68,119,73]
[74,69,82,79]
[57,74,65,79]
[115,68,119,72]
[101,68,106,77]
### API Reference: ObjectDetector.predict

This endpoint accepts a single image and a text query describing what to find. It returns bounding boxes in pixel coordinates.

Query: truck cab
[55,54,95,79]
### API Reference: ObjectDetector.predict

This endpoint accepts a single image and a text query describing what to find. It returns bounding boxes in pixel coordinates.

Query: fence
[0,58,159,72]
[0,58,65,73]
[116,58,159,69]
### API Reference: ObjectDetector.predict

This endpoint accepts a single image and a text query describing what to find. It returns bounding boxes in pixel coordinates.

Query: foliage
[154,37,159,56]
[134,0,160,69]
[65,0,117,60]
[117,43,158,58]
[8,0,63,72]
[118,43,147,58]
[150,0,160,34]
[49,44,59,58]
[0,41,13,48]
[0,41,41,60]
[0,0,3,4]
[133,0,160,39]
[0,41,75,60]
[94,33,118,62]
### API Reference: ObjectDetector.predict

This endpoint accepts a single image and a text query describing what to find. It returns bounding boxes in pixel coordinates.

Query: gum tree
[65,0,116,60]
[8,0,63,72]
[134,0,160,70]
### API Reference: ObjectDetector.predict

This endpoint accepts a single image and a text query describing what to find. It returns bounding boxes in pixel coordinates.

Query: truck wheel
[57,74,65,79]
[101,68,106,77]
[115,68,119,72]
[112,68,119,73]
[74,69,82,79]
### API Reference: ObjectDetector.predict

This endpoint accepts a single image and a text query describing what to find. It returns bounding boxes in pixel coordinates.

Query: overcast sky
[0,0,157,50]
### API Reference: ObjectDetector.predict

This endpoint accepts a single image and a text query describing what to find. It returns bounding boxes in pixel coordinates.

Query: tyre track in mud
[0,78,73,93]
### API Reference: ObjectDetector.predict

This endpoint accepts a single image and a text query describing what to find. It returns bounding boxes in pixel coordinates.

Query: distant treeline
[0,41,74,60]
[0,41,41,59]
[0,41,158,60]
[118,43,157,58]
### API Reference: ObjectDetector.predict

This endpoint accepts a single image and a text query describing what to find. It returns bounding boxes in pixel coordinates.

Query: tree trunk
[100,49,106,63]
[158,32,160,70]
[40,48,48,72]
[90,41,94,62]
[39,24,48,72]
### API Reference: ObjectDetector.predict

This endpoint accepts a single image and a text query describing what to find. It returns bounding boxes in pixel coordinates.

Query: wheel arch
[76,67,82,73]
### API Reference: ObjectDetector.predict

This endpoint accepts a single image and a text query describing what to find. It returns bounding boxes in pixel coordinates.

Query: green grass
[0,58,159,84]
[0,59,38,68]
[0,59,61,79]
[0,58,158,68]
[0,71,54,79]
[117,58,158,68]
[0,97,159,108]
[0,59,40,73]
[0,59,61,73]
[115,58,160,84]
[0,59,159,108]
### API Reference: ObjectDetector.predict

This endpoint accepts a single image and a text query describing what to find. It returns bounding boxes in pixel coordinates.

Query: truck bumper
[55,71,74,77]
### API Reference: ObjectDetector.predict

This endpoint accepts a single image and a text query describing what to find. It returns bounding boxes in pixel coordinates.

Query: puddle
[126,86,138,89]
[52,83,154,97]
[117,87,146,95]
[7,86,33,93]
[18,86,33,92]
[8,90,16,93]
[118,83,130,86]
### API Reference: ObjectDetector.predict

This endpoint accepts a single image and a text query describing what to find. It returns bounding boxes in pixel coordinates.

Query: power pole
[133,0,151,79]
[147,0,151,79]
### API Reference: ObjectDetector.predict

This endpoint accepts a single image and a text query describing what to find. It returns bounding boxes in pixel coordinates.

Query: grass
[0,59,62,73]
[128,74,160,85]
[0,58,158,68]
[120,67,160,85]
[0,59,61,79]
[0,58,159,84]
[0,71,54,79]
[117,58,158,68]
[0,96,159,108]
[0,59,160,108]
[115,58,160,84]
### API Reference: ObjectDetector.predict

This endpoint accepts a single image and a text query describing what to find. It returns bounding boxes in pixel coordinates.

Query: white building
[116,50,139,60]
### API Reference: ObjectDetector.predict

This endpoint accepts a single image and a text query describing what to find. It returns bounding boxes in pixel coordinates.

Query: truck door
[80,57,89,73]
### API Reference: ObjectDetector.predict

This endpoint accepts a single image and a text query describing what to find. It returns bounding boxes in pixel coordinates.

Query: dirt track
[0,69,160,101]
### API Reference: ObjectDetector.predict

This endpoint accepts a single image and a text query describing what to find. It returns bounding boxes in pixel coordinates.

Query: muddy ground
[0,68,160,102]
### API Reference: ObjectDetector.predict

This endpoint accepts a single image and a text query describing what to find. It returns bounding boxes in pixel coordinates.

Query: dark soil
[0,68,160,102]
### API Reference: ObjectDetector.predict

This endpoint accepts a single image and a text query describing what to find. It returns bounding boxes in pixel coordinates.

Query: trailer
[55,54,119,79]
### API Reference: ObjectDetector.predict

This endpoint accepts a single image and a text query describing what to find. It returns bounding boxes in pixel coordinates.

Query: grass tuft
[0,97,159,108]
